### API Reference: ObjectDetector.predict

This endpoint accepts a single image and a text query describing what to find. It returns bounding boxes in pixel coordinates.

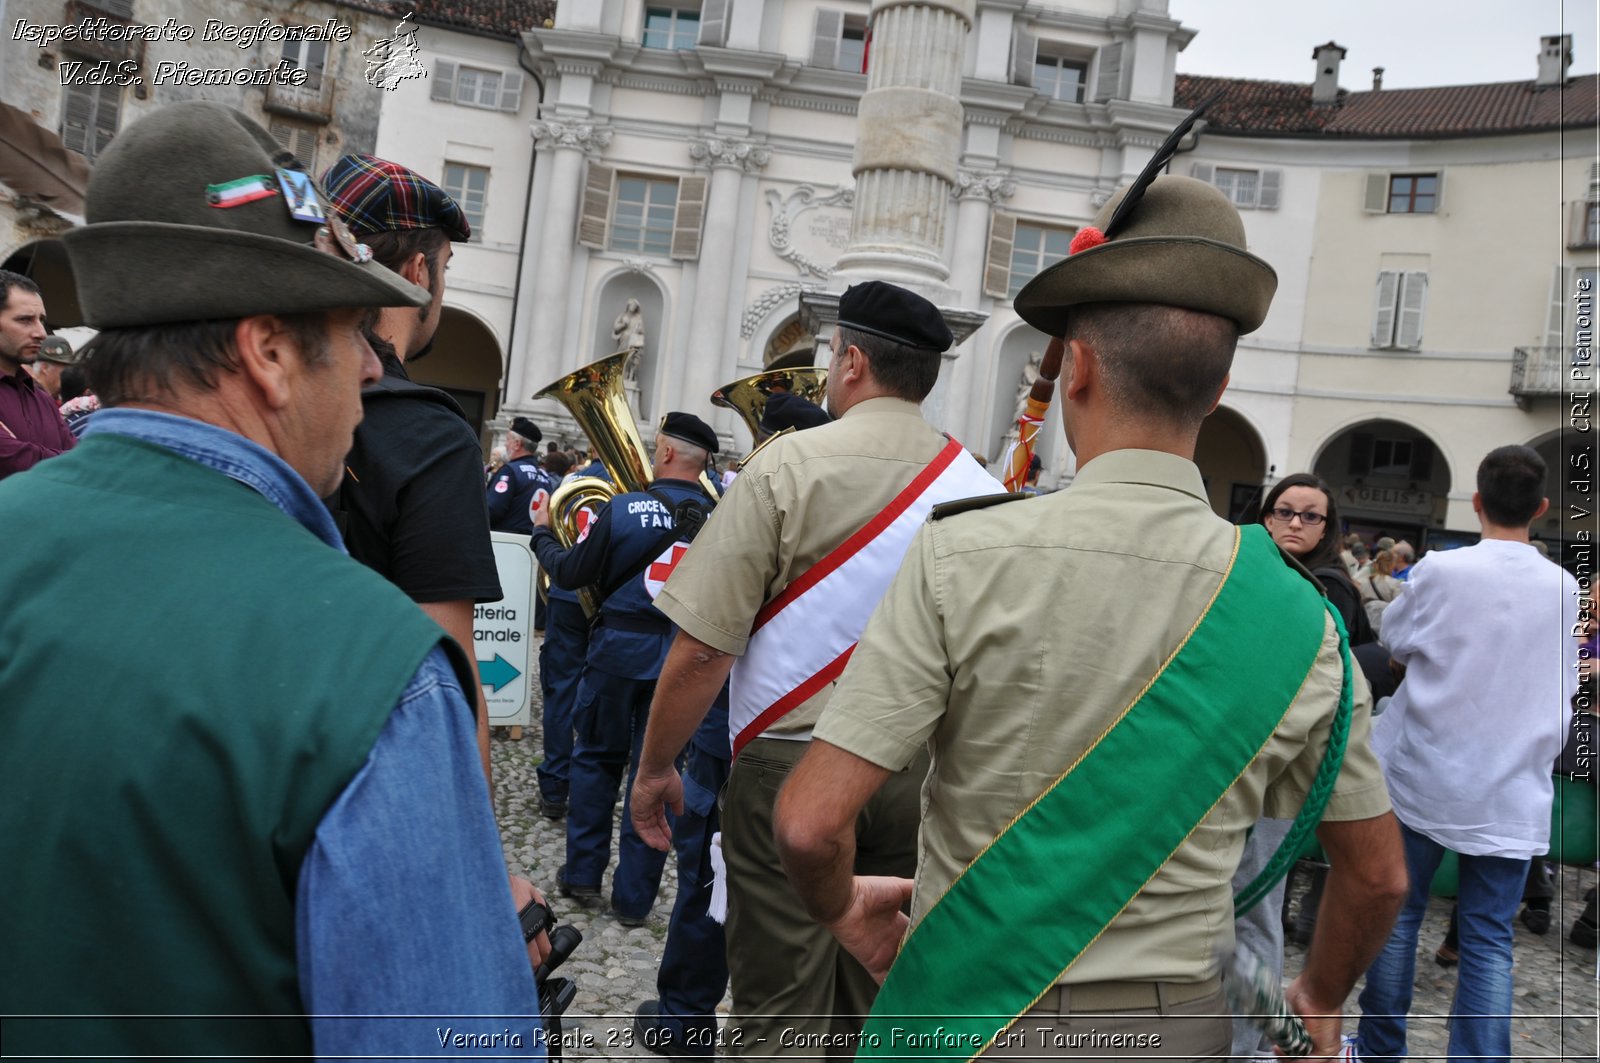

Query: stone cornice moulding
[695,46,790,81]
[952,168,1017,203]
[522,27,622,64]
[689,135,774,172]
[610,73,708,96]
[530,119,615,154]
[755,89,859,117]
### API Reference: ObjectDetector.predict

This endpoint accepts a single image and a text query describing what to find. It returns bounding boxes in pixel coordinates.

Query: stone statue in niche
[613,298,645,384]
[1012,351,1043,423]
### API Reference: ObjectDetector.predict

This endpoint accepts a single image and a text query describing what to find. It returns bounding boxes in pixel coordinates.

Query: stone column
[683,135,769,422]
[517,119,611,404]
[833,0,975,295]
[945,167,1014,443]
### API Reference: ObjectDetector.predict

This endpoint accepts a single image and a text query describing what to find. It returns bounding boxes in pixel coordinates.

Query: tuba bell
[534,351,653,615]
[710,368,829,458]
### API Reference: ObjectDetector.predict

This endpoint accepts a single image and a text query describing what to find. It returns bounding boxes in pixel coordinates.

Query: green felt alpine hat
[62,101,427,328]
[1013,175,1277,337]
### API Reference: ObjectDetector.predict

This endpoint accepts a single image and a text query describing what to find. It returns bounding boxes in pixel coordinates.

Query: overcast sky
[1170,0,1598,89]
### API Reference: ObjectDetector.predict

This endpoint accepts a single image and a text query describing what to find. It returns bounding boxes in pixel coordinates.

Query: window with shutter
[811,9,844,69]
[60,70,121,162]
[431,60,457,101]
[670,176,708,260]
[1257,169,1282,210]
[1010,29,1037,87]
[578,163,616,250]
[698,0,728,47]
[499,71,524,112]
[1371,270,1400,348]
[837,20,868,73]
[1394,272,1428,349]
[1189,161,1214,184]
[643,5,701,50]
[269,120,318,171]
[1346,432,1373,476]
[1387,173,1438,214]
[443,163,489,242]
[1008,223,1075,299]
[982,213,1017,299]
[1092,42,1123,102]
[1545,265,1571,349]
[281,39,328,91]
[1362,173,1388,213]
[1034,53,1089,103]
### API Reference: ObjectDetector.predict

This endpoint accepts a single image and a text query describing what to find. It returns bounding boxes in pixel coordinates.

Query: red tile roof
[340,0,555,40]
[1176,72,1599,139]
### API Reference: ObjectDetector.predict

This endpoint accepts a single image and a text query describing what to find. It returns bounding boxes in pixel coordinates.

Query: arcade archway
[1195,405,1268,521]
[407,305,504,449]
[1312,419,1454,549]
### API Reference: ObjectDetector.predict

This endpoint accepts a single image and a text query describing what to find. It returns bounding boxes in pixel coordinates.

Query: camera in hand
[519,899,584,1057]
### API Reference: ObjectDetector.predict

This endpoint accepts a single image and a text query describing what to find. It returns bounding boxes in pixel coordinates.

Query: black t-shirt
[327,357,503,604]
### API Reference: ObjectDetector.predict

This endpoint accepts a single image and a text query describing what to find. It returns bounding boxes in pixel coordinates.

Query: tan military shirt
[656,396,949,737]
[814,448,1392,983]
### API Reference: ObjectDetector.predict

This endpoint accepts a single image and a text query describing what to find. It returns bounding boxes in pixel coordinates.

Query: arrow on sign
[478,654,522,693]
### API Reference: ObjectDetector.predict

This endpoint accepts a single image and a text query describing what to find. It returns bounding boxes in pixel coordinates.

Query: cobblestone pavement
[495,657,1598,1060]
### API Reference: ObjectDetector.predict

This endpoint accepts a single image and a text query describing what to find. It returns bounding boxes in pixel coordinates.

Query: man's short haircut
[510,429,537,450]
[1062,303,1238,429]
[81,313,335,407]
[662,436,708,469]
[1477,444,1547,527]
[362,228,449,283]
[0,270,41,310]
[59,363,91,403]
[837,325,941,402]
[1393,541,1416,563]
[544,451,573,477]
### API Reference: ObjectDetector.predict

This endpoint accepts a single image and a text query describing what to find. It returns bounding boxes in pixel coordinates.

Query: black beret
[659,412,718,454]
[760,392,832,435]
[510,417,542,443]
[838,281,953,353]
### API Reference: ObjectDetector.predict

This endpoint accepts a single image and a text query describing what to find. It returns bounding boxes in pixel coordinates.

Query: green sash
[857,525,1329,1060]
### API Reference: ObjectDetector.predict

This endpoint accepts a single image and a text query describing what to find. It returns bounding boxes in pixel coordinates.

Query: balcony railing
[1510,346,1569,408]
[264,73,335,122]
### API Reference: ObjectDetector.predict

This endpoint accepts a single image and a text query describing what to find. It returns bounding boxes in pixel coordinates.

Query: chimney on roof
[1312,41,1347,105]
[1372,67,1384,91]
[1538,34,1572,88]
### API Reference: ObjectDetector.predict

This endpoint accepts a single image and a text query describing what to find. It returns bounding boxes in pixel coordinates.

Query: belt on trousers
[1046,975,1222,1012]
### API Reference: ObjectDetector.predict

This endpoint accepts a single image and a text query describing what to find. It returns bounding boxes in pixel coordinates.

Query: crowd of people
[0,98,1592,1063]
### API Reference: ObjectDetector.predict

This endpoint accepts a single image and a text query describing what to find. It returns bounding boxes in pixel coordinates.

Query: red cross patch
[526,488,549,525]
[575,506,595,543]
[643,542,689,599]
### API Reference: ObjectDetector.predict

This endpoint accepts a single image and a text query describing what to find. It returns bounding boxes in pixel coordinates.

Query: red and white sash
[728,438,1003,756]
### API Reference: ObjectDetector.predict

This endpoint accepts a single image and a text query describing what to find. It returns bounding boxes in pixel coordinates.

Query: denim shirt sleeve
[295,647,545,1058]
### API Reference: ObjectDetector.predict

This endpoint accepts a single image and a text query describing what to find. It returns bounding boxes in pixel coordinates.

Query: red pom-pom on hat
[1069,227,1107,255]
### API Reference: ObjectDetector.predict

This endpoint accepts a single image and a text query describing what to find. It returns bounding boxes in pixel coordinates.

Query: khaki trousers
[985,979,1231,1061]
[722,736,926,1057]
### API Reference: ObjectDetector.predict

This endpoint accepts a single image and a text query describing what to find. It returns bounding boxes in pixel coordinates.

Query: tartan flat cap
[321,154,471,241]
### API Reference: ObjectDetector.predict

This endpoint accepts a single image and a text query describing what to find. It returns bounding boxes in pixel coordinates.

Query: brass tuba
[710,368,829,457]
[534,351,653,614]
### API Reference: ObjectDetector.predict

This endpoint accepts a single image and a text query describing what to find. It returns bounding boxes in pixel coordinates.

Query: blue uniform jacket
[486,458,556,534]
[531,477,712,681]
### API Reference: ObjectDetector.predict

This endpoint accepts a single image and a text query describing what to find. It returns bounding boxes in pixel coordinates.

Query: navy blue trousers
[537,596,588,804]
[565,668,668,918]
[650,744,731,1053]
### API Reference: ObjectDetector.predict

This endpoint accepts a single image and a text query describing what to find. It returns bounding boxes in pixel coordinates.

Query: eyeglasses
[1267,506,1327,527]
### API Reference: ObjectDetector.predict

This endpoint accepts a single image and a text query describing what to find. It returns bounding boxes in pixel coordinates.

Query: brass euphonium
[534,351,654,614]
[710,368,829,458]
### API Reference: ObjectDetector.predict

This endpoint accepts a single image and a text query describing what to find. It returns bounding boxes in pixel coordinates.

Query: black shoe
[1520,904,1551,935]
[556,865,603,908]
[633,1001,707,1061]
[611,903,648,928]
[1435,943,1459,967]
[1572,889,1599,949]
[539,795,568,821]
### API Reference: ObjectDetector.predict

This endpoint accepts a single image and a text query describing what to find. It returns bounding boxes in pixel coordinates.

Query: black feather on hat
[1013,92,1277,338]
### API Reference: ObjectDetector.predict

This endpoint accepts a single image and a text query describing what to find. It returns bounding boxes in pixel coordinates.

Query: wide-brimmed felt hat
[1014,175,1277,337]
[62,102,427,328]
[36,336,75,364]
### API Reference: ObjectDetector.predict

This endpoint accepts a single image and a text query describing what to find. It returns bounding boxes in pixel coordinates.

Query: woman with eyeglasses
[1229,473,1379,1059]
[1257,472,1372,646]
